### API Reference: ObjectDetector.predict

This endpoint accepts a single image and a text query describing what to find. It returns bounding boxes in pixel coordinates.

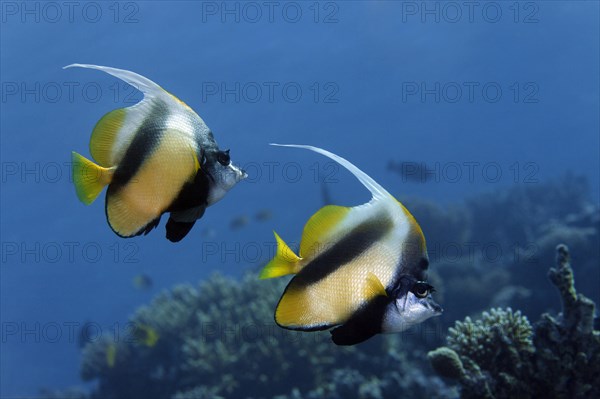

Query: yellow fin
[72,152,114,205]
[259,232,301,279]
[89,108,126,167]
[190,144,201,172]
[363,272,388,300]
[106,343,116,368]
[299,205,349,258]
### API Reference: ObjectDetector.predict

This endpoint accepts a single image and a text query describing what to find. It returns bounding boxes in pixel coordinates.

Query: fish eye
[412,282,432,298]
[217,150,230,166]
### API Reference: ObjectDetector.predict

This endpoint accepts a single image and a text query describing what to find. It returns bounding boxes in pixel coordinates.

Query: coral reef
[40,175,598,398]
[532,245,599,398]
[428,245,600,398]
[467,174,599,317]
[79,274,446,399]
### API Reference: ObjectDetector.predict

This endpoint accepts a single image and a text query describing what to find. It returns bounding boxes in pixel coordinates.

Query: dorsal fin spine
[270,144,390,200]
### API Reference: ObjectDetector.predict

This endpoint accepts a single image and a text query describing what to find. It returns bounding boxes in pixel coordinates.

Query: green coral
[429,245,600,398]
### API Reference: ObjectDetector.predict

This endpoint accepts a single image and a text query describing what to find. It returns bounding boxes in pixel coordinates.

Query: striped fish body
[69,64,246,242]
[260,145,441,345]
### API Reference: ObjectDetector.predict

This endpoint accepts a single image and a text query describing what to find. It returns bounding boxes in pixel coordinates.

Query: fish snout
[227,162,247,183]
[427,297,443,315]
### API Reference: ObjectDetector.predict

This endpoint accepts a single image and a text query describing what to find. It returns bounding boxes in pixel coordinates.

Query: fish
[260,144,442,346]
[201,227,217,239]
[255,209,273,222]
[106,342,117,368]
[132,274,153,290]
[131,324,159,347]
[230,215,249,230]
[67,64,247,242]
[320,179,333,205]
[77,320,96,349]
[387,160,433,183]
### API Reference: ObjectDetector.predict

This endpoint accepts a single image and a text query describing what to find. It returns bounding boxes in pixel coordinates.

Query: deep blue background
[1,1,598,396]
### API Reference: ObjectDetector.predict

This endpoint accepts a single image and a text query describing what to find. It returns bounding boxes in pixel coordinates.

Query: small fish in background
[132,274,153,291]
[255,209,273,222]
[201,227,217,239]
[260,144,442,346]
[106,342,117,368]
[131,324,159,347]
[320,176,334,206]
[77,321,96,349]
[67,64,247,242]
[387,160,433,183]
[230,215,250,230]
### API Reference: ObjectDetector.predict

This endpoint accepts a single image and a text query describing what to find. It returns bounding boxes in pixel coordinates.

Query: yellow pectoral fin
[189,144,201,173]
[72,152,114,205]
[259,232,301,279]
[89,108,126,166]
[299,205,350,258]
[363,272,388,300]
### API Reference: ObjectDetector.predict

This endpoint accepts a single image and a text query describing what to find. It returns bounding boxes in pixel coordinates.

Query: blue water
[1,2,598,397]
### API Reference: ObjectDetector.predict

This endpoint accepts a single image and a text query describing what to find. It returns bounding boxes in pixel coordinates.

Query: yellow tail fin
[259,232,301,279]
[72,151,114,205]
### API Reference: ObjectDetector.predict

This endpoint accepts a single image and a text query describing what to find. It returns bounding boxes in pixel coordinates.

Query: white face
[207,162,247,205]
[382,291,442,333]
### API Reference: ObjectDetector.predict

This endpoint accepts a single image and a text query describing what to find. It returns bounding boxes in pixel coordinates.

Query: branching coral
[533,244,600,398]
[428,245,600,398]
[428,307,534,398]
[446,308,533,371]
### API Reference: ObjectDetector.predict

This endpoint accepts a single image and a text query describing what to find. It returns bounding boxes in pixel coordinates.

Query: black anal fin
[330,295,389,346]
[165,206,206,242]
[166,218,196,242]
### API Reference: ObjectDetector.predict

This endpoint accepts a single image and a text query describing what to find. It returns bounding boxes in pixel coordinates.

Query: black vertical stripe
[109,102,170,192]
[293,216,394,287]
[387,225,429,294]
[330,295,390,345]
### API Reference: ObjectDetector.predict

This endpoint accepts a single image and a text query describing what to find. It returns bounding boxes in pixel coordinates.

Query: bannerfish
[67,64,247,242]
[132,274,153,291]
[260,144,442,346]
